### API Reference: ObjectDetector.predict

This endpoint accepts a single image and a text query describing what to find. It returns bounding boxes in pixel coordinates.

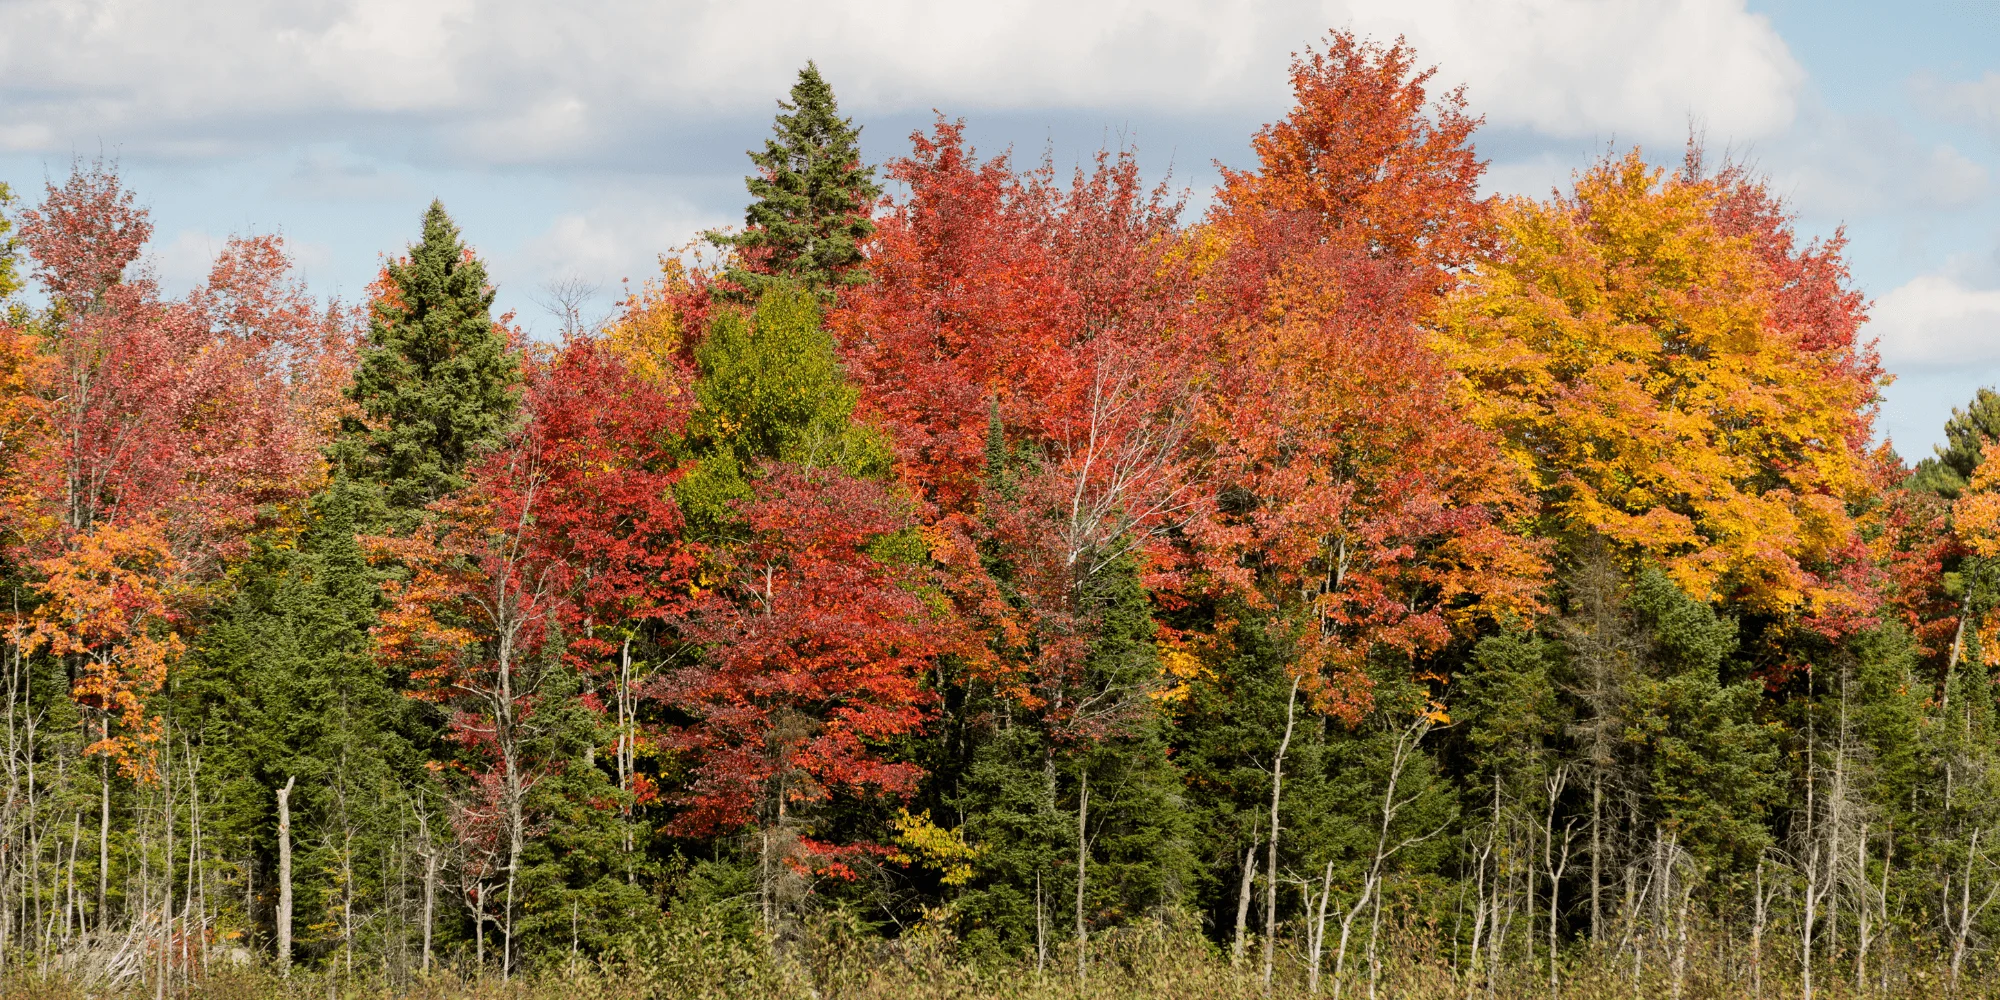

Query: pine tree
[715,63,881,295]
[333,200,521,522]
[1914,387,2000,498]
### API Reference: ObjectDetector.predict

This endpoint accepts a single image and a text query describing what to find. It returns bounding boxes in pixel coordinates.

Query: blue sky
[2,0,1996,456]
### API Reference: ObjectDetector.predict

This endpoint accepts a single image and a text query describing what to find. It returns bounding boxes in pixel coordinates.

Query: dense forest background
[4,30,2000,1000]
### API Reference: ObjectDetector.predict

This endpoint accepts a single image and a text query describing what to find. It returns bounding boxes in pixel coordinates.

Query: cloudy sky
[1,0,1995,454]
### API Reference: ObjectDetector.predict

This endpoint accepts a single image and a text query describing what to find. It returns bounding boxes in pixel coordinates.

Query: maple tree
[10,30,2000,989]
[1181,31,1544,705]
[1433,150,1882,624]
[836,123,1196,715]
[661,285,961,925]
[666,465,949,839]
[6,163,351,782]
[376,334,697,966]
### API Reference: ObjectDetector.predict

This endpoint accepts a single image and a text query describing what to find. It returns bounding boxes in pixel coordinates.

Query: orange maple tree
[1179,32,1545,709]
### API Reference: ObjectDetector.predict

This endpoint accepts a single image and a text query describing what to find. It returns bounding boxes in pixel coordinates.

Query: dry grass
[12,919,2000,1000]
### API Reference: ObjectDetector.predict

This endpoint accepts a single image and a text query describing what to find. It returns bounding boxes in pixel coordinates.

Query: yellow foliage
[1433,152,1877,616]
[1954,443,2000,559]
[604,258,692,386]
[1151,642,1214,705]
[888,809,984,887]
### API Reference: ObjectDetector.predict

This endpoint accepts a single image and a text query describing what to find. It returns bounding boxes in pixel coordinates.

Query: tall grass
[12,910,2000,1000]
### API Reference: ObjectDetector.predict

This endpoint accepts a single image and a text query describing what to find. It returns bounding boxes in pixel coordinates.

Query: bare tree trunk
[1551,819,1576,997]
[1075,771,1089,988]
[1854,826,1872,994]
[98,719,110,929]
[1035,870,1046,976]
[414,800,437,974]
[1590,773,1602,943]
[1233,834,1259,969]
[1264,676,1300,990]
[276,776,295,977]
[1307,860,1334,993]
[1752,856,1766,1000]
[1948,827,1998,991]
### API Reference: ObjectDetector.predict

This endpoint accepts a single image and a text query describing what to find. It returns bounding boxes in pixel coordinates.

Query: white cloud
[1871,273,2000,372]
[0,0,1805,164]
[495,191,732,335]
[1762,110,1989,220]
[1912,71,2000,136]
[1346,0,1802,142]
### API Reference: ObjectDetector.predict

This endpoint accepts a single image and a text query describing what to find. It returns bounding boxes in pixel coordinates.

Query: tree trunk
[1075,771,1089,988]
[276,775,296,977]
[416,803,437,974]
[1264,676,1299,990]
[1035,870,1046,976]
[1232,835,1258,968]
[98,720,110,930]
[1308,860,1334,993]
[1590,772,1602,943]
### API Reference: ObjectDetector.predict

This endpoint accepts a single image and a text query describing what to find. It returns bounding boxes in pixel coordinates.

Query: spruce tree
[715,62,881,295]
[1913,387,2000,498]
[187,482,425,964]
[333,200,521,521]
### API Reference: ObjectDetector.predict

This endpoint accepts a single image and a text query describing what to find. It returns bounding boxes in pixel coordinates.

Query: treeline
[0,33,1996,999]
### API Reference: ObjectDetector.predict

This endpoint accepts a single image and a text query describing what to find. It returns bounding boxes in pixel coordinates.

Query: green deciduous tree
[676,287,890,530]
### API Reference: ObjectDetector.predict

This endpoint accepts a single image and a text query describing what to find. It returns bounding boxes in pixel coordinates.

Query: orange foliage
[28,521,184,778]
[1434,151,1882,624]
[1182,31,1546,707]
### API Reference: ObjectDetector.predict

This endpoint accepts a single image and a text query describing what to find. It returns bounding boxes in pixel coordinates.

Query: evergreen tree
[332,200,521,522]
[714,63,881,295]
[187,481,427,965]
[1623,568,1778,870]
[1914,387,2000,498]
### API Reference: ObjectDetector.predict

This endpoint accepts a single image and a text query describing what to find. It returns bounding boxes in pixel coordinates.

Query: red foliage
[383,335,699,725]
[1181,31,1544,709]
[379,335,701,870]
[665,465,958,835]
[8,163,354,771]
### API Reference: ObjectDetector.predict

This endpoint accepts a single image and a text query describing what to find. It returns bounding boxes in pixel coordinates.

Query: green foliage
[186,480,427,963]
[332,200,521,523]
[1457,629,1563,782]
[0,182,20,310]
[715,62,882,296]
[1914,386,2000,498]
[678,286,890,530]
[1623,570,1778,869]
[941,557,1193,962]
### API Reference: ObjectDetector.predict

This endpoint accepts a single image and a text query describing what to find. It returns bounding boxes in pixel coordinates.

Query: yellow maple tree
[1433,151,1880,617]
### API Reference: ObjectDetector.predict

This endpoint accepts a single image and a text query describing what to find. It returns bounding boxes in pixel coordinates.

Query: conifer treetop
[334,199,521,519]
[718,61,882,295]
